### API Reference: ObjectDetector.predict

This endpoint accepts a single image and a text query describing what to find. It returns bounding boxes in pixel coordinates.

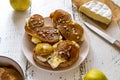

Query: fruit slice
[34,43,54,56]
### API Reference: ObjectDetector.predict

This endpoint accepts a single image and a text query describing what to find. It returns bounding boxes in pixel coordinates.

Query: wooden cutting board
[72,0,120,29]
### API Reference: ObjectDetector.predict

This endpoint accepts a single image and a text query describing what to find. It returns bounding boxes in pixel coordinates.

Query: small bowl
[0,56,25,80]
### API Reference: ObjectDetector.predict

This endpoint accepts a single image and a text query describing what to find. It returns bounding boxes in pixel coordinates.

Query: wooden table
[0,0,120,80]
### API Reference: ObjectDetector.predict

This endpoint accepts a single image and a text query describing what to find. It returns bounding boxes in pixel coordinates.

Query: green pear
[10,0,31,11]
[83,69,108,80]
[35,43,54,56]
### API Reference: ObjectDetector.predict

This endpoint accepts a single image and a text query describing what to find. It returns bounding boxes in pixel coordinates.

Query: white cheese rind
[79,1,112,24]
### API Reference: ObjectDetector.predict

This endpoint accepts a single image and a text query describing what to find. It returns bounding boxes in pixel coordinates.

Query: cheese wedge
[111,0,120,7]
[79,1,112,25]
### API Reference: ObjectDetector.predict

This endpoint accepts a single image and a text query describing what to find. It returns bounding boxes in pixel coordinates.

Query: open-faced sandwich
[24,9,84,70]
[25,14,61,43]
[33,40,80,69]
[50,9,72,26]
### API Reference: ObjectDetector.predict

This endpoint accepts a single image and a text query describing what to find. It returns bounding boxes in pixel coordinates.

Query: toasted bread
[57,22,84,42]
[25,26,61,43]
[50,9,72,26]
[28,14,44,28]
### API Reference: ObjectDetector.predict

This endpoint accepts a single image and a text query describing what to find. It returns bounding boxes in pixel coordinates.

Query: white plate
[22,33,89,73]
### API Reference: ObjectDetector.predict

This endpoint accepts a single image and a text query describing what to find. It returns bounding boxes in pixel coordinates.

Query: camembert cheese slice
[79,1,112,25]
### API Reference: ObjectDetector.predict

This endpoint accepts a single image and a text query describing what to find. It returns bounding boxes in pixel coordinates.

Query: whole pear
[83,69,108,80]
[10,0,31,11]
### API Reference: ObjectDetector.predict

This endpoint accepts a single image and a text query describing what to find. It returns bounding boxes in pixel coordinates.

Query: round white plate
[22,33,89,73]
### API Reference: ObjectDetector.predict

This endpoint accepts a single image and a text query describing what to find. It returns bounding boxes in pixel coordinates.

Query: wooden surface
[72,0,120,29]
[0,0,120,80]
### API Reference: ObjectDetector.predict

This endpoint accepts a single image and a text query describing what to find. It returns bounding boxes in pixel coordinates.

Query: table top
[0,0,120,80]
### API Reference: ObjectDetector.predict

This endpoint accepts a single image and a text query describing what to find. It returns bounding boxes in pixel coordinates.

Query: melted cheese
[48,54,66,69]
[31,36,41,44]
[37,56,47,62]
[79,1,112,24]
